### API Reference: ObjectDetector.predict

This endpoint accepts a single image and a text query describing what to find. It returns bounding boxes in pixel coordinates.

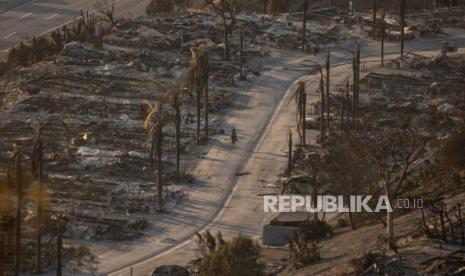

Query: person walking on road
[231,128,238,145]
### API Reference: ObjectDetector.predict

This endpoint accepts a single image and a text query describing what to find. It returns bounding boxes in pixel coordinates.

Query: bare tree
[366,128,425,251]
[204,0,236,60]
[95,0,116,25]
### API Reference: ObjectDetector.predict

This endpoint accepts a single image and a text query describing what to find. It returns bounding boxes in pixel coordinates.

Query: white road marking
[19,12,32,19]
[3,32,16,39]
[45,13,58,20]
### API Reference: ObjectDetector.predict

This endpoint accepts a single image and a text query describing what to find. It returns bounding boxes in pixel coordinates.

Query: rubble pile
[0,8,352,243]
[407,7,465,29]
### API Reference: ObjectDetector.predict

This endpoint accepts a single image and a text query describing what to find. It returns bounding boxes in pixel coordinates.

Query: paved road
[0,0,150,57]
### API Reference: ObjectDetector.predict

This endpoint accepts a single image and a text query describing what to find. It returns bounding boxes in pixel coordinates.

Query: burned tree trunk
[157,127,163,211]
[204,52,209,139]
[340,96,344,135]
[0,231,4,276]
[302,93,307,146]
[381,11,386,66]
[302,0,308,52]
[239,31,245,80]
[373,0,378,39]
[175,100,181,177]
[33,140,44,274]
[56,221,63,276]
[326,50,330,132]
[320,76,325,144]
[14,154,22,276]
[352,52,357,123]
[400,0,406,56]
[346,81,350,127]
[223,16,230,60]
[288,131,292,173]
[196,83,201,144]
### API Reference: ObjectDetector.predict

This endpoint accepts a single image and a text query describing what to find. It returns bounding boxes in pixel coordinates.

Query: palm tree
[302,60,325,144]
[291,82,306,146]
[1,162,16,276]
[27,118,68,273]
[188,44,209,143]
[7,151,22,276]
[142,101,166,211]
[165,85,192,178]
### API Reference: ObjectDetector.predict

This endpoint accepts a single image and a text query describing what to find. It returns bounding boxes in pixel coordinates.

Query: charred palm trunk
[400,0,406,56]
[223,16,230,60]
[352,52,357,124]
[340,98,344,136]
[175,100,181,177]
[381,11,386,66]
[56,221,63,276]
[319,75,325,144]
[14,155,22,276]
[356,45,360,115]
[349,211,356,230]
[196,85,201,144]
[157,125,163,211]
[326,50,330,132]
[302,93,307,146]
[302,1,308,52]
[204,54,209,139]
[34,141,43,273]
[288,131,292,173]
[373,0,378,39]
[345,81,350,127]
[239,31,245,80]
[0,230,4,276]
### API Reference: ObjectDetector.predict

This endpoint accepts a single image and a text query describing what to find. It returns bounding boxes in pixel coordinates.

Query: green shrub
[199,234,265,276]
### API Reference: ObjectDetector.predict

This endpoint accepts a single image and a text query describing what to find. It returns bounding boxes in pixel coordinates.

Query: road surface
[0,0,151,57]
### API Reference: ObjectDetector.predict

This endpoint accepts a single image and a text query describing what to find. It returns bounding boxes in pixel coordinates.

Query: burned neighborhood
[0,0,465,275]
